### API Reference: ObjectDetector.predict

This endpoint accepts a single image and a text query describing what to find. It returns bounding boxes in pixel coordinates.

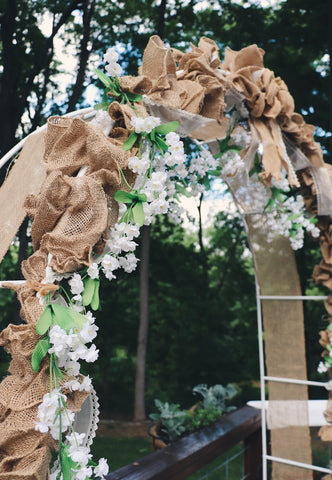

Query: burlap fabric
[0,110,136,478]
[119,35,228,122]
[0,131,48,265]
[246,221,312,479]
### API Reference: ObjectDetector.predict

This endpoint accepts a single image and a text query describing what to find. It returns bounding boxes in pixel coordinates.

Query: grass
[90,437,151,472]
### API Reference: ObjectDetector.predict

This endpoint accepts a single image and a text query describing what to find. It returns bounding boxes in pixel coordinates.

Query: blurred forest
[0,0,330,418]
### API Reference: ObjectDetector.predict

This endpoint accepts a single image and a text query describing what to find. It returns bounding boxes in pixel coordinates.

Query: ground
[96,419,150,438]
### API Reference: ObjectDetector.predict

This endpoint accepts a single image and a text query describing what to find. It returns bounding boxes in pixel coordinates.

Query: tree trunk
[197,192,208,288]
[134,225,150,421]
[12,217,29,325]
[133,0,167,422]
[66,0,96,113]
[0,0,18,156]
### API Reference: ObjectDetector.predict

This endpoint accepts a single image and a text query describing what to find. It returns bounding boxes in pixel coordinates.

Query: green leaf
[94,68,113,89]
[51,304,77,332]
[114,190,136,203]
[288,213,302,221]
[82,277,97,307]
[122,131,138,151]
[91,279,100,311]
[31,338,51,372]
[126,92,143,102]
[67,309,88,329]
[132,202,145,226]
[264,198,274,213]
[36,305,53,335]
[136,193,147,202]
[94,102,110,111]
[154,135,168,152]
[217,135,230,153]
[154,121,179,135]
[61,446,76,480]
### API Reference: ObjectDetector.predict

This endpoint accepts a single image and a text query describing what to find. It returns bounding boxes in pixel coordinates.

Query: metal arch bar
[260,295,328,300]
[265,454,332,474]
[255,282,268,480]
[264,376,329,389]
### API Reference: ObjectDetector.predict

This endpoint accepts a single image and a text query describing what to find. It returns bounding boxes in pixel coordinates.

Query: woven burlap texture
[0,113,135,478]
[119,35,227,121]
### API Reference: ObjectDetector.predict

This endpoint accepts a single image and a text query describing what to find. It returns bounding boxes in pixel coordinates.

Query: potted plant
[148,383,237,450]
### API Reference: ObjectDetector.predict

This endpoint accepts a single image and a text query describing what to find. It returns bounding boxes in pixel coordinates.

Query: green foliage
[149,382,237,443]
[149,399,187,443]
[185,405,224,433]
[192,383,237,411]
[82,277,101,311]
[31,337,51,372]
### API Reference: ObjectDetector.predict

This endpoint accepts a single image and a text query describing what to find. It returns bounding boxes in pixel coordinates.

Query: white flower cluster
[50,431,109,480]
[318,360,329,373]
[265,194,320,250]
[104,47,123,77]
[130,115,161,134]
[35,389,75,439]
[232,169,319,251]
[48,305,99,376]
[220,150,245,178]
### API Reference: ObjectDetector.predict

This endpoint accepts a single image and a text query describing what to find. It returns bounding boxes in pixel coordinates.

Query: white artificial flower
[130,116,146,133]
[79,321,98,343]
[128,155,149,175]
[151,198,169,215]
[165,131,181,146]
[83,344,99,363]
[105,62,123,77]
[63,379,81,391]
[68,273,84,295]
[318,361,329,374]
[90,110,114,136]
[68,445,91,465]
[102,254,120,272]
[50,470,62,480]
[79,375,93,392]
[175,164,188,178]
[143,116,161,133]
[119,253,139,273]
[104,47,119,64]
[94,458,109,478]
[35,421,49,433]
[74,466,93,480]
[87,263,99,279]
[125,223,140,239]
[66,431,86,447]
[85,311,95,323]
[64,360,81,376]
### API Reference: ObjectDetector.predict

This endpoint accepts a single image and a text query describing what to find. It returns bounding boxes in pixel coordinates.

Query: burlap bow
[222,44,324,185]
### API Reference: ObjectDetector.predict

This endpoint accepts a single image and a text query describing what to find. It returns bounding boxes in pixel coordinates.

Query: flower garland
[32,44,321,479]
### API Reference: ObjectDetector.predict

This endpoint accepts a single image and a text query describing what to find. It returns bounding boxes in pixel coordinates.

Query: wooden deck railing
[106,405,262,480]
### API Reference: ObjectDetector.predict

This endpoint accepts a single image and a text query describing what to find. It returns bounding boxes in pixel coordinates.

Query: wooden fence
[106,405,262,480]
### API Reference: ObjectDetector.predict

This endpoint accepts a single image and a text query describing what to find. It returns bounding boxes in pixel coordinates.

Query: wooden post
[244,428,263,480]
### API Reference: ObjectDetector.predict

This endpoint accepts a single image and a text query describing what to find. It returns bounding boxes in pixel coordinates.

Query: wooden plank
[106,406,261,480]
